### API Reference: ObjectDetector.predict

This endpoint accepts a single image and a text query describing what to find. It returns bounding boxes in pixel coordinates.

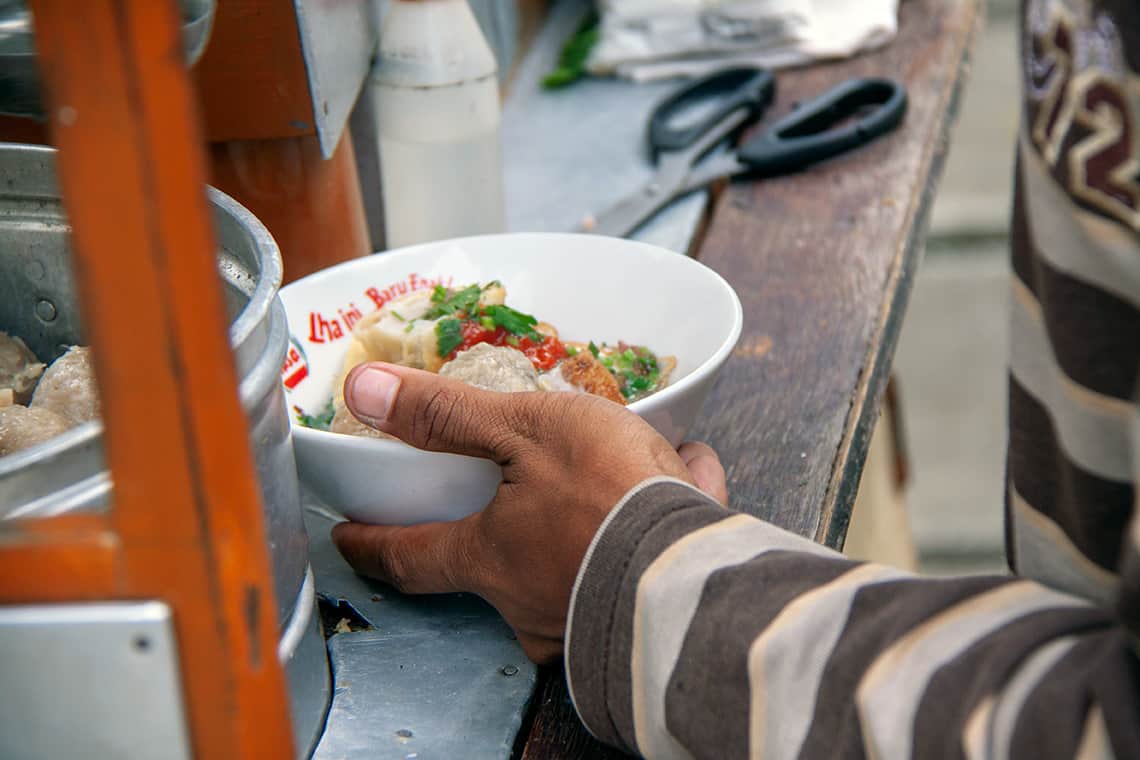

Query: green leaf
[588,341,599,358]
[542,15,599,90]
[431,284,448,303]
[484,304,540,339]
[436,317,463,357]
[296,400,335,431]
[424,284,483,320]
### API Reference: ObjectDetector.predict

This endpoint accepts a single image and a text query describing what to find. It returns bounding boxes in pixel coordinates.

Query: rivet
[395,728,414,739]
[132,635,151,652]
[501,665,519,677]
[35,299,57,322]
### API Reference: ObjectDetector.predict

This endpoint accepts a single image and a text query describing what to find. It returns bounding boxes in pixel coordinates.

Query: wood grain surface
[518,0,982,756]
[691,0,982,546]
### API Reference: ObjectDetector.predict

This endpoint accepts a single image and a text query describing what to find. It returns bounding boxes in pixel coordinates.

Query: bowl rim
[282,232,744,453]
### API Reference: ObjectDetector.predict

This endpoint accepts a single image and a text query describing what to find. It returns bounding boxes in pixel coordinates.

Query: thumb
[331,517,479,594]
[344,362,540,462]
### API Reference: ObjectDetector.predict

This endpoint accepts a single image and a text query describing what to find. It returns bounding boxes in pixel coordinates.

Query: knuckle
[412,387,467,448]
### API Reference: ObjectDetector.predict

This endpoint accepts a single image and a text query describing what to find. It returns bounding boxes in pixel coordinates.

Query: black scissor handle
[737,78,907,176]
[647,67,776,161]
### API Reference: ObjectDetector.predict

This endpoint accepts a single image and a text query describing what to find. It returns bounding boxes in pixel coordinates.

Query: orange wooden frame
[0,1,294,756]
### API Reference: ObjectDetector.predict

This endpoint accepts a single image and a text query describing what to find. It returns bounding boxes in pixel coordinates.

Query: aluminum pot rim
[0,144,283,483]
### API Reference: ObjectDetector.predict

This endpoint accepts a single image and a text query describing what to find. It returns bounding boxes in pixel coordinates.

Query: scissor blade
[677,154,748,195]
[581,157,692,237]
[581,182,676,238]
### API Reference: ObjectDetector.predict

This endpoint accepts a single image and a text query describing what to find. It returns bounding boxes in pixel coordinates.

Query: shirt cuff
[564,476,729,753]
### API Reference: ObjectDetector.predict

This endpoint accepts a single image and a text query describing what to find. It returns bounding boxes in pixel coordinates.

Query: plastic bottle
[372,0,506,249]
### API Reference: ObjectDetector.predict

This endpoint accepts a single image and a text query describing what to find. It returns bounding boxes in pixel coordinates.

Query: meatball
[0,332,45,405]
[0,405,71,456]
[439,343,540,393]
[31,346,101,427]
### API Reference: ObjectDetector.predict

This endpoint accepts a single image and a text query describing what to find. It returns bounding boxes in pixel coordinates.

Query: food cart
[0,0,980,757]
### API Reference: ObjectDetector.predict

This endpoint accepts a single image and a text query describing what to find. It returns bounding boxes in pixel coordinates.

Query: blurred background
[895,0,1017,575]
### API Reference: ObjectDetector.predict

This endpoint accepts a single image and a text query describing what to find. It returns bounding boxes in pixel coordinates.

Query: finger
[344,362,538,461]
[331,518,476,595]
[678,441,728,505]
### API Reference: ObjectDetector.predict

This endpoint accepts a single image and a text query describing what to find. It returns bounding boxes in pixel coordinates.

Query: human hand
[330,362,727,662]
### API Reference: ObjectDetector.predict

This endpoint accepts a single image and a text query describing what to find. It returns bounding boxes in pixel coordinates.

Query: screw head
[395,729,414,739]
[35,299,57,322]
[501,665,519,677]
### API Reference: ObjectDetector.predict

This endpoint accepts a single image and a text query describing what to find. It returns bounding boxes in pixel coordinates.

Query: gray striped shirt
[564,1,1140,757]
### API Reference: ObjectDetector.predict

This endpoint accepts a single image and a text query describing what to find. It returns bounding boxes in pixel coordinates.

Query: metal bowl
[0,0,216,118]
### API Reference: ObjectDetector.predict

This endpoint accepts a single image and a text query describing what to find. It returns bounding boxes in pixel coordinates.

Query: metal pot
[0,0,217,119]
[0,143,328,756]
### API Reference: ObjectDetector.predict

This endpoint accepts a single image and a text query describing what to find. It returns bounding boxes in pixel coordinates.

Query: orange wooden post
[193,0,372,283]
[1,0,295,756]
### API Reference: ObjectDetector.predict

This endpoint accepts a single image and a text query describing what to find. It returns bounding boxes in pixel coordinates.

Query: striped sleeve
[564,478,1140,759]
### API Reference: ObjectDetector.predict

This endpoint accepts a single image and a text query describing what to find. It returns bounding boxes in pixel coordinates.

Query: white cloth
[587,0,900,82]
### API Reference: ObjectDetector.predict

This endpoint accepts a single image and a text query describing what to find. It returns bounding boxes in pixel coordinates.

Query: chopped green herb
[542,13,599,90]
[435,317,463,357]
[296,400,335,431]
[483,304,541,339]
[404,320,416,333]
[391,310,406,321]
[431,284,448,303]
[588,341,599,358]
[480,316,496,331]
[506,335,520,347]
[425,284,483,320]
[622,348,637,362]
[565,345,579,357]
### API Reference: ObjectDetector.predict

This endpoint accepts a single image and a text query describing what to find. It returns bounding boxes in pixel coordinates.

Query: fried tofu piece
[559,353,624,405]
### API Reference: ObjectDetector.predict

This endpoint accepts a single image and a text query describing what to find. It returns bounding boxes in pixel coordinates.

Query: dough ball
[31,346,101,427]
[439,343,539,393]
[0,331,45,405]
[0,404,71,456]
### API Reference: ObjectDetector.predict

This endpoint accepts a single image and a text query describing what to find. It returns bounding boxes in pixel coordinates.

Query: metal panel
[293,0,378,159]
[501,0,710,254]
[305,503,538,760]
[0,602,191,760]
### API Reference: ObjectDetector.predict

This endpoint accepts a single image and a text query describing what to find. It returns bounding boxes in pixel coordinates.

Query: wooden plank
[689,0,982,546]
[14,0,296,756]
[518,0,981,756]
[192,0,315,142]
[519,668,631,760]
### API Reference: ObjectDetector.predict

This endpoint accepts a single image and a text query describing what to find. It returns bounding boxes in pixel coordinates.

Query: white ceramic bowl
[279,233,742,525]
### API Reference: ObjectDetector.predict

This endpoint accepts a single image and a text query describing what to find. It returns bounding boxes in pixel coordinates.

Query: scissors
[582,67,908,238]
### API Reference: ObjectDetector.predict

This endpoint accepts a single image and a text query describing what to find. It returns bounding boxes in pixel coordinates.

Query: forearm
[566,479,1139,759]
